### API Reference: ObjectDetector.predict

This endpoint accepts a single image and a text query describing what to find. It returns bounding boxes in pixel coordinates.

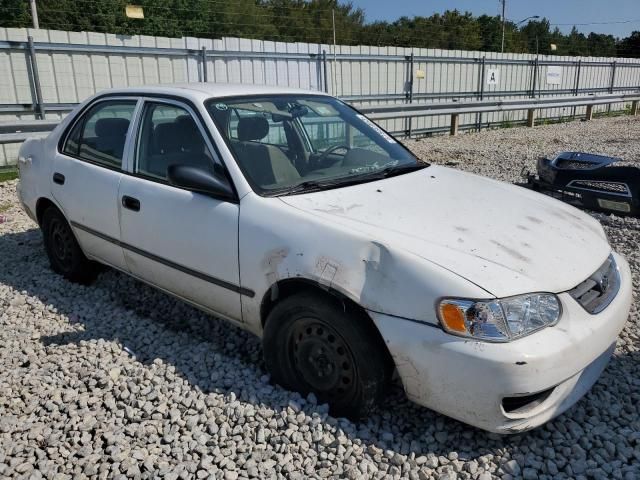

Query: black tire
[263,291,392,419]
[41,207,99,284]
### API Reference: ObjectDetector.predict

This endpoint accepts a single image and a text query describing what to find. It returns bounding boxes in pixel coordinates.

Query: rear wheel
[263,291,392,419]
[41,207,99,284]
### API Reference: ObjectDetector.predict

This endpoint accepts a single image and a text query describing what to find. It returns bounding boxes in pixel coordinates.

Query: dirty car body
[17,84,631,433]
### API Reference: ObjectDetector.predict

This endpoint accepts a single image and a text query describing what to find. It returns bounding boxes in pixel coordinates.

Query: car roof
[95,82,329,103]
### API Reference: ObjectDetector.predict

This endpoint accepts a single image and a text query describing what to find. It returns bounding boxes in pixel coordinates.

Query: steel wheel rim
[289,318,356,400]
[49,219,72,268]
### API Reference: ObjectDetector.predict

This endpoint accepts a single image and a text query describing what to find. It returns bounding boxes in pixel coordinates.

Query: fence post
[530,57,539,99]
[527,108,536,127]
[26,36,45,120]
[200,46,208,83]
[608,61,617,114]
[476,56,486,131]
[631,101,639,116]
[609,61,617,93]
[572,60,581,118]
[405,53,414,137]
[450,114,459,136]
[585,104,594,121]
[322,50,329,93]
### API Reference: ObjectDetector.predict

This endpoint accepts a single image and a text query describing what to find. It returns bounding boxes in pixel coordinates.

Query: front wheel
[263,291,392,419]
[41,206,99,284]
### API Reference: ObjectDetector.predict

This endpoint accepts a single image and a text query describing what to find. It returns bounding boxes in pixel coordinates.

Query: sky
[348,0,640,39]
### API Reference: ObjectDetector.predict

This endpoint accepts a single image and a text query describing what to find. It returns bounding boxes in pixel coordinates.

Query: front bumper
[370,251,632,433]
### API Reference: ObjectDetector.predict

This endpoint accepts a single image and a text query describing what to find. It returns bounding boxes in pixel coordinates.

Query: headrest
[238,116,269,141]
[154,116,204,154]
[154,122,180,153]
[175,115,197,136]
[95,118,130,138]
[174,115,204,152]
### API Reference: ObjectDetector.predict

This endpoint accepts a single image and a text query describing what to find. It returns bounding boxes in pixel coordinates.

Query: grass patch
[0,168,18,183]
[593,109,630,119]
[0,202,11,213]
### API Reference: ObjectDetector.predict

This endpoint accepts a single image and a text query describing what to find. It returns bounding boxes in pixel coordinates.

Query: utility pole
[500,0,506,53]
[30,0,39,29]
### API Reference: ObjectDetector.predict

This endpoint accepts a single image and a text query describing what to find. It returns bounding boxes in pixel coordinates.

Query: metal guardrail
[361,93,640,135]
[0,131,49,144]
[0,119,59,144]
[2,92,638,145]
[361,93,640,118]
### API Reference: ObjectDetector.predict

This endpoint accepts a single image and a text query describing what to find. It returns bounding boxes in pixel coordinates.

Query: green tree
[0,0,31,28]
[476,15,503,52]
[1,1,639,59]
[618,31,640,58]
[520,19,553,55]
[586,33,617,57]
[565,26,588,56]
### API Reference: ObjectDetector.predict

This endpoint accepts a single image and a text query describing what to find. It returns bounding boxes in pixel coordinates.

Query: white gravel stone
[1,116,640,478]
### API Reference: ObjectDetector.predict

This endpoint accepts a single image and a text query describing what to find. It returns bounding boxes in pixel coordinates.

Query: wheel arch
[259,278,395,366]
[35,196,63,226]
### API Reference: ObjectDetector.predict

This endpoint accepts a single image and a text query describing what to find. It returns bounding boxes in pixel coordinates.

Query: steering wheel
[316,144,350,165]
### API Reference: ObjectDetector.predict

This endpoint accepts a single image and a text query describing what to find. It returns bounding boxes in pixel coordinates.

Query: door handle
[121,195,140,212]
[53,172,65,185]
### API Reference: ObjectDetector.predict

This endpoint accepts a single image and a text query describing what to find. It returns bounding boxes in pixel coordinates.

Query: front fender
[238,193,491,335]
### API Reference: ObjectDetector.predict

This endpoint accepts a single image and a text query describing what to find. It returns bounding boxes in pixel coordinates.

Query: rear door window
[63,100,136,168]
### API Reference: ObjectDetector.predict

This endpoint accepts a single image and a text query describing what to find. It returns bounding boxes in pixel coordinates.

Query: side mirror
[167,164,236,202]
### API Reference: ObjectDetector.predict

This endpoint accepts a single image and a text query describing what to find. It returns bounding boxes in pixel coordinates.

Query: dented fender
[238,192,490,334]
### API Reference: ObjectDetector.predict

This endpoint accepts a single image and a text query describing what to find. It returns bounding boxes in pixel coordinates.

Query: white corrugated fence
[1,27,639,166]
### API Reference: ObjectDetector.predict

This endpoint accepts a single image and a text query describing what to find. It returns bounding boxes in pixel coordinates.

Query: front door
[118,99,243,322]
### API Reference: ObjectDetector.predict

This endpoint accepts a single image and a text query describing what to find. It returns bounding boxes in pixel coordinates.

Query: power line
[551,19,640,27]
[2,4,636,57]
[7,4,639,33]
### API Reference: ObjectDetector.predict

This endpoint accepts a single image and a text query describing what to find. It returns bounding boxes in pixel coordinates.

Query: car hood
[280,165,611,297]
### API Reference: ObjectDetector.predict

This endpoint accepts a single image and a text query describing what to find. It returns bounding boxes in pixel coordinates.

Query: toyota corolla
[16,83,631,433]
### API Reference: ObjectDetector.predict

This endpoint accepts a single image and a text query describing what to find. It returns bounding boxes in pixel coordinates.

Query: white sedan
[17,83,631,433]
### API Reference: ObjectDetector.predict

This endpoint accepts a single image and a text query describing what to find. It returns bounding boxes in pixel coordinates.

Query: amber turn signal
[439,303,467,333]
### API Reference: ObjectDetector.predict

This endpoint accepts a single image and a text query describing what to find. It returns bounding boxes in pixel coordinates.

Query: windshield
[206,95,425,195]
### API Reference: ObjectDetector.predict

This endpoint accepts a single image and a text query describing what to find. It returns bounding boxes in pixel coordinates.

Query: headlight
[438,293,561,342]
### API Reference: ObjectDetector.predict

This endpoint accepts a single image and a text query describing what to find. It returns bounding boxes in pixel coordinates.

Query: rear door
[118,98,243,322]
[52,97,140,270]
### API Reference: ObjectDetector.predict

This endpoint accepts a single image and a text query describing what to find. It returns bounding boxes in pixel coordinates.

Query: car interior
[210,103,394,191]
[65,114,132,167]
[231,116,301,186]
[136,110,216,179]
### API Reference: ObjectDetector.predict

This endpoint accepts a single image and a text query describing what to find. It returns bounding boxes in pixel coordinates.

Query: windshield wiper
[338,162,428,185]
[375,162,427,178]
[268,163,428,196]
[268,179,341,196]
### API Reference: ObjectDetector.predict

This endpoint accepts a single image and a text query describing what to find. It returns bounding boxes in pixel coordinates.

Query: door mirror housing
[167,164,236,202]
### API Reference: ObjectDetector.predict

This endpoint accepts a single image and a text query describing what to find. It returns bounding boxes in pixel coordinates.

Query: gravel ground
[1,116,640,480]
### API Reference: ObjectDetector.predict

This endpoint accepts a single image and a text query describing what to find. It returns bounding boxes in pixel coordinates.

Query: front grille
[567,179,630,196]
[569,255,620,314]
[555,159,598,170]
